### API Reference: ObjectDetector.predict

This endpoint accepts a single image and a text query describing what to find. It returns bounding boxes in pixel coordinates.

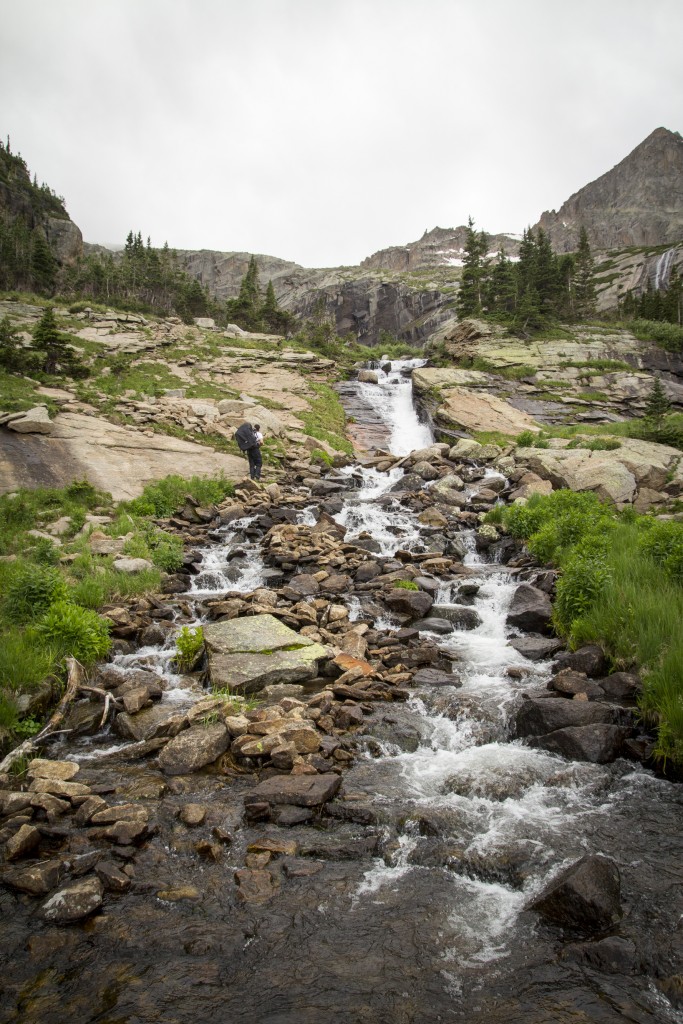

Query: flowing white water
[355,359,433,455]
[654,247,676,291]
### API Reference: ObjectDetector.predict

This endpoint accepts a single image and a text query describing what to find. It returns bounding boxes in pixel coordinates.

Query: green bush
[126,474,234,517]
[639,520,683,583]
[175,625,204,671]
[5,564,69,622]
[393,580,419,591]
[37,601,111,666]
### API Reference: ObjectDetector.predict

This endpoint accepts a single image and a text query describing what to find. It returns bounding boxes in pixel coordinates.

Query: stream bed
[1,362,682,1024]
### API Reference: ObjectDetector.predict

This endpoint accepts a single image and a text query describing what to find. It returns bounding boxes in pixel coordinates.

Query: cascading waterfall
[654,247,676,291]
[355,358,433,455]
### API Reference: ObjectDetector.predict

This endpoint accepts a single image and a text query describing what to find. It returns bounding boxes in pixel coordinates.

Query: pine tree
[456,217,489,319]
[0,316,32,372]
[573,226,596,319]
[30,230,57,294]
[644,376,672,432]
[33,307,88,378]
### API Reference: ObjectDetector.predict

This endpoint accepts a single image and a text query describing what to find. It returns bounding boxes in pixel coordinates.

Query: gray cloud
[1,0,681,266]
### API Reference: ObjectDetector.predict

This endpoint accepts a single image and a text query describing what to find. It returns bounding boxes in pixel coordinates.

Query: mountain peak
[534,126,683,252]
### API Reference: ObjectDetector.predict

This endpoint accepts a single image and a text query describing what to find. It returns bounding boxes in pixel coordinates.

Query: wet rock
[411,617,454,635]
[74,795,108,826]
[528,724,628,763]
[29,778,91,801]
[599,672,641,702]
[564,936,640,974]
[3,859,63,895]
[530,854,621,934]
[235,868,278,904]
[548,669,605,700]
[506,584,553,634]
[515,697,627,738]
[412,668,462,688]
[657,976,683,1010]
[41,876,104,923]
[96,859,132,893]
[248,837,298,857]
[431,604,482,630]
[5,823,41,860]
[122,686,154,714]
[138,623,172,646]
[158,723,231,775]
[179,804,207,827]
[99,820,152,846]
[355,561,382,582]
[195,840,223,861]
[156,885,200,901]
[281,573,320,599]
[298,833,379,861]
[0,791,33,816]
[383,589,433,620]
[553,644,607,678]
[114,704,186,743]
[274,806,314,826]
[204,614,327,693]
[27,759,80,782]
[509,636,565,661]
[281,857,324,877]
[245,773,341,808]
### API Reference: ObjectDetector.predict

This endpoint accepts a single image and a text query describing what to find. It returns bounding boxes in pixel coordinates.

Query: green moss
[393,580,419,591]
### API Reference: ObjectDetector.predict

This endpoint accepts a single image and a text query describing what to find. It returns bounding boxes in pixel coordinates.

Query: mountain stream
[1,362,682,1024]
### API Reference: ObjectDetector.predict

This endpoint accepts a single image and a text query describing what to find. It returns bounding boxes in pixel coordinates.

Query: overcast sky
[1,0,681,267]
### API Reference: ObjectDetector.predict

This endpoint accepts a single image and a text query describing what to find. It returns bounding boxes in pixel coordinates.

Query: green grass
[494,491,683,764]
[0,367,57,414]
[559,358,632,373]
[628,319,683,353]
[299,382,353,455]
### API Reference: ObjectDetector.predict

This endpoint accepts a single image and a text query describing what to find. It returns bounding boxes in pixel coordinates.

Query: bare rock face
[530,855,622,934]
[534,127,683,252]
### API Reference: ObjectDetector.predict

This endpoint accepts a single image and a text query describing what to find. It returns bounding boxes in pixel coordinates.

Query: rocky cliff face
[534,127,683,253]
[0,146,82,265]
[360,225,521,272]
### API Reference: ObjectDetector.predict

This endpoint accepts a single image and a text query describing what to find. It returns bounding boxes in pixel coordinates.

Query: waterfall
[654,247,676,291]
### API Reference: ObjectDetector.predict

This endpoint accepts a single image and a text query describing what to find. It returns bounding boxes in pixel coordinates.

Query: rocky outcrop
[0,412,248,500]
[534,127,683,252]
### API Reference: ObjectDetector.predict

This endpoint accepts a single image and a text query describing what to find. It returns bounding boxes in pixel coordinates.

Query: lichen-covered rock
[157,722,230,775]
[41,876,104,923]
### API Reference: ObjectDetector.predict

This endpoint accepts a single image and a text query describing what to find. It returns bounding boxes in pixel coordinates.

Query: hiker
[234,421,262,481]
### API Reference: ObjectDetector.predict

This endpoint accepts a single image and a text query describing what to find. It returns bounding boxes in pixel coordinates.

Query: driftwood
[0,658,86,774]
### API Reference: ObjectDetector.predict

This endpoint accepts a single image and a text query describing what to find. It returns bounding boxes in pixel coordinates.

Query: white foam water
[355,359,433,456]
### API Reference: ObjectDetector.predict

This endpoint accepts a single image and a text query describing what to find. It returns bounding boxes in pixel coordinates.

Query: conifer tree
[0,316,32,372]
[30,230,57,294]
[33,307,88,378]
[573,226,596,318]
[456,217,489,319]
[644,376,672,432]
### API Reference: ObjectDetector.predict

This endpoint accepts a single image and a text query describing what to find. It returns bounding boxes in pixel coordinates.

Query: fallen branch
[0,657,85,775]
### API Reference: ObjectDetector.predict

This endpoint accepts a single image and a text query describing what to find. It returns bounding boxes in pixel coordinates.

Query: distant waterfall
[654,248,676,291]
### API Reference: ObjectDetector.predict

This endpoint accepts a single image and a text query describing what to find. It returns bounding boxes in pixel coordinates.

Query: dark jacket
[235,422,258,452]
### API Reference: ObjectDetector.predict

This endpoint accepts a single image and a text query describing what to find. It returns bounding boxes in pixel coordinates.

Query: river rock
[383,589,433,619]
[506,584,553,634]
[509,636,565,661]
[411,617,454,635]
[244,773,341,808]
[598,672,641,702]
[431,604,483,630]
[357,369,379,384]
[412,668,462,688]
[42,876,104,923]
[530,854,622,933]
[5,823,41,861]
[528,724,628,763]
[4,859,63,895]
[553,645,607,678]
[27,759,80,781]
[157,723,230,775]
[549,669,605,700]
[515,697,625,737]
[203,614,327,693]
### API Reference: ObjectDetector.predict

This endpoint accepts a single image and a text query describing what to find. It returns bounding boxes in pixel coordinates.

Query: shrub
[5,564,69,622]
[175,625,204,671]
[639,520,683,583]
[393,580,419,591]
[126,474,235,517]
[37,601,111,666]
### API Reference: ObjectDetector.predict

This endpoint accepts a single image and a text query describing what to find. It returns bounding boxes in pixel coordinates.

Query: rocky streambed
[1,362,682,1024]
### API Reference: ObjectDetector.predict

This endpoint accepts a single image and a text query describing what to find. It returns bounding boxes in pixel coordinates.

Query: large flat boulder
[429,384,538,435]
[0,412,248,500]
[515,697,626,737]
[244,774,341,808]
[203,614,327,694]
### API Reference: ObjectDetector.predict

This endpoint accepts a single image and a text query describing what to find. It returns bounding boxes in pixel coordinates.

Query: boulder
[553,645,607,678]
[112,557,154,573]
[506,584,553,634]
[599,672,641,702]
[530,855,621,933]
[41,876,104,923]
[245,773,341,808]
[383,589,433,620]
[357,369,379,384]
[528,724,628,763]
[549,669,605,700]
[412,668,462,688]
[411,617,454,635]
[157,722,230,775]
[509,636,564,661]
[431,604,483,630]
[515,697,626,738]
[7,406,53,434]
[203,614,327,693]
